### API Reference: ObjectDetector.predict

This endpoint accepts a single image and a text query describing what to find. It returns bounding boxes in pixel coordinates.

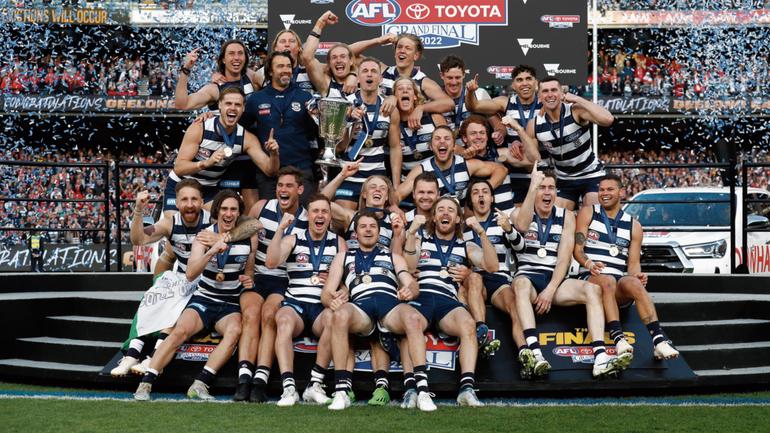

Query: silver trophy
[316,97,351,185]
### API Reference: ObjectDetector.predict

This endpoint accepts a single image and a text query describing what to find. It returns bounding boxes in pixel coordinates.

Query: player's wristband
[309,31,321,39]
[180,66,191,76]
[403,248,416,255]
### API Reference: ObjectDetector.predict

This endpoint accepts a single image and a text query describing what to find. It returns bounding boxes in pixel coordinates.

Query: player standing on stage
[574,174,679,368]
[527,77,614,210]
[465,66,543,206]
[165,88,279,218]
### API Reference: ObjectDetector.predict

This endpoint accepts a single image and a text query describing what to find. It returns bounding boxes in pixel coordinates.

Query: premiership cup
[316,97,351,186]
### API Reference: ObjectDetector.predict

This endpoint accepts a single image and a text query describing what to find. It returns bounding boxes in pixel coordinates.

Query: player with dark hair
[574,174,679,369]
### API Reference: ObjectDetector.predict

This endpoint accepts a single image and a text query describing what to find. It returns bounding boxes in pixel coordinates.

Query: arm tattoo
[575,232,586,245]
[228,216,261,242]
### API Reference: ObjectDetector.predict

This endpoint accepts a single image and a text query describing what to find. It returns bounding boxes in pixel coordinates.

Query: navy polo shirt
[242,83,318,171]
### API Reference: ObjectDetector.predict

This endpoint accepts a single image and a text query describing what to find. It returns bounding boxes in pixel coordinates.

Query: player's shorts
[578,272,622,283]
[163,177,219,211]
[480,271,513,303]
[221,158,258,190]
[185,294,240,331]
[509,177,530,205]
[409,292,466,326]
[245,274,288,299]
[281,298,325,337]
[351,295,400,336]
[334,180,362,203]
[556,176,601,205]
[514,271,553,293]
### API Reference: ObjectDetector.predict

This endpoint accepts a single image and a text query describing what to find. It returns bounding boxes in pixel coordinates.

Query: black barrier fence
[1,159,766,273]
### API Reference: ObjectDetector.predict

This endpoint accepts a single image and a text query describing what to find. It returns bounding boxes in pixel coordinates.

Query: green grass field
[2,382,770,433]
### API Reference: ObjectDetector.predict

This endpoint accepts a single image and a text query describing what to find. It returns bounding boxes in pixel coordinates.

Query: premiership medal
[353,277,360,286]
[362,273,373,284]
[364,137,373,147]
[213,224,231,284]
[537,248,547,258]
[609,245,620,257]
[600,208,624,259]
[216,272,225,282]
[413,151,423,160]
[223,147,233,158]
[310,274,321,285]
[534,210,554,261]
[439,268,449,279]
[355,248,379,287]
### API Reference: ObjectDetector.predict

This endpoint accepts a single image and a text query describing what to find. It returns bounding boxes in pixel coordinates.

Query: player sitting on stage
[511,167,619,378]
[322,211,426,411]
[134,190,257,401]
[404,196,499,407]
[266,193,344,406]
[112,180,211,377]
[574,174,679,368]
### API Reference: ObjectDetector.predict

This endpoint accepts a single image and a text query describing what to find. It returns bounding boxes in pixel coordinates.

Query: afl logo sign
[346,0,401,26]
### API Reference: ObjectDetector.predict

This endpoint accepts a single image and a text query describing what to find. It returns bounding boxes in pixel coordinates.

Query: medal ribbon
[276,204,302,236]
[430,156,458,195]
[213,224,232,272]
[400,122,419,154]
[355,247,379,276]
[472,212,494,245]
[306,230,328,274]
[453,87,466,130]
[534,210,554,248]
[435,235,456,269]
[348,93,381,160]
[215,117,237,153]
[547,102,566,149]
[516,95,538,129]
[600,207,623,247]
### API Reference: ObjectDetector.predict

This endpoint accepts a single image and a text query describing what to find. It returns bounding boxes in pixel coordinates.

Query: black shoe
[233,382,251,402]
[249,384,267,403]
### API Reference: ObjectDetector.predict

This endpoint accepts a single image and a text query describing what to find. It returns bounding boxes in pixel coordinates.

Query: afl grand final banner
[268,0,587,85]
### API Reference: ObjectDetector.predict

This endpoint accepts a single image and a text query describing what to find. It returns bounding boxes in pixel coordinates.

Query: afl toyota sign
[269,0,586,85]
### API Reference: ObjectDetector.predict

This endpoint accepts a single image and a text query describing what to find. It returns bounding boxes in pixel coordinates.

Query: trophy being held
[316,97,352,185]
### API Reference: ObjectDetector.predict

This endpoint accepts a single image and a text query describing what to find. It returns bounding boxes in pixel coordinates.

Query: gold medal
[364,137,374,147]
[362,273,373,284]
[537,248,547,258]
[439,268,449,279]
[310,274,320,285]
[223,147,233,158]
[609,245,620,257]
[216,272,225,282]
[413,151,423,160]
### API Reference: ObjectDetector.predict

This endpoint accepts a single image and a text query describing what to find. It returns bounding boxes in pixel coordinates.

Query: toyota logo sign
[405,3,430,20]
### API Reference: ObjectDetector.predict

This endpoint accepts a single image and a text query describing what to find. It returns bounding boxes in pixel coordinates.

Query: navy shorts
[515,271,553,293]
[509,178,530,205]
[221,158,258,190]
[334,180,362,203]
[281,298,325,336]
[353,295,400,334]
[409,292,465,326]
[185,294,240,331]
[481,271,513,302]
[578,272,621,283]
[163,177,219,211]
[246,274,288,299]
[557,176,601,205]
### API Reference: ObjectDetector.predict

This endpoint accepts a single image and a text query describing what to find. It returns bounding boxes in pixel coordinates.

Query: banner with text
[0,243,130,272]
[0,95,183,113]
[269,0,587,85]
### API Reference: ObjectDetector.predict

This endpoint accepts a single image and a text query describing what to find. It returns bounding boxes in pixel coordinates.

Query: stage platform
[1,273,768,396]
